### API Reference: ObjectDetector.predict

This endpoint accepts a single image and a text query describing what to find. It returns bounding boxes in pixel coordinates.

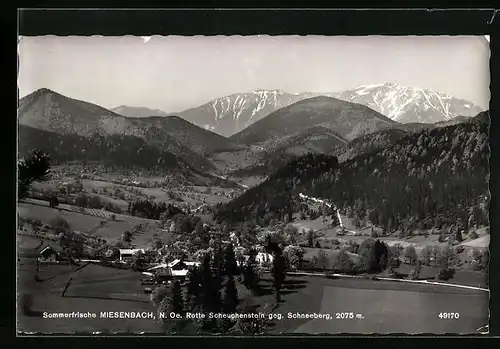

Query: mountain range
[335,83,484,124]
[18,86,484,183]
[18,88,237,170]
[173,83,483,136]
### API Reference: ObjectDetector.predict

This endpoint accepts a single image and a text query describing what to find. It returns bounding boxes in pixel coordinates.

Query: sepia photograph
[17,35,490,335]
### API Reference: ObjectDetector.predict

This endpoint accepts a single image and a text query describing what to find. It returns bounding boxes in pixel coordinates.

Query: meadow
[17,202,168,248]
[17,260,161,334]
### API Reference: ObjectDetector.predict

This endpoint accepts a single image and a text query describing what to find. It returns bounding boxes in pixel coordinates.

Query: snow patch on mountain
[178,83,483,137]
[336,82,483,124]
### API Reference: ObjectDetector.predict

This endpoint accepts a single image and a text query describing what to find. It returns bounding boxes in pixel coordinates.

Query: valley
[17,85,489,335]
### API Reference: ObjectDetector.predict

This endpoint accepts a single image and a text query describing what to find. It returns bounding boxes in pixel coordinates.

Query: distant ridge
[111,105,170,118]
[175,84,482,137]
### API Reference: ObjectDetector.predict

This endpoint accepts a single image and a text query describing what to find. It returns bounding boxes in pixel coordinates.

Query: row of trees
[128,200,170,220]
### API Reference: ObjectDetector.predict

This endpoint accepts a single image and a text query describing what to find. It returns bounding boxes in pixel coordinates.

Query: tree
[315,240,321,248]
[346,240,359,254]
[130,251,148,271]
[122,231,133,243]
[438,246,452,269]
[283,224,299,245]
[156,285,187,333]
[437,267,455,281]
[388,255,401,274]
[200,253,221,331]
[390,244,403,259]
[58,229,84,259]
[171,279,185,315]
[351,216,360,228]
[49,196,59,208]
[210,245,224,296]
[315,249,330,270]
[271,249,287,304]
[18,150,51,199]
[223,275,239,313]
[151,285,170,307]
[186,265,202,311]
[333,250,354,273]
[223,243,238,276]
[357,239,388,272]
[283,245,305,270]
[420,245,433,266]
[307,229,314,248]
[410,261,422,280]
[50,217,70,235]
[469,230,479,240]
[472,249,489,272]
[438,232,445,243]
[404,245,418,265]
[242,250,258,294]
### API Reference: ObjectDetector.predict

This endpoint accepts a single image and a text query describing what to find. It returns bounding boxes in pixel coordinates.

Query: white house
[256,252,274,265]
[119,249,145,262]
[236,252,274,267]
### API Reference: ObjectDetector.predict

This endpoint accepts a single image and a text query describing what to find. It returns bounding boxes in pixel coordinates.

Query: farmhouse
[148,258,201,282]
[38,244,63,262]
[119,249,145,262]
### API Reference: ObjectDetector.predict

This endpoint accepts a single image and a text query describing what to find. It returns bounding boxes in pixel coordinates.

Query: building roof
[38,242,63,254]
[148,259,200,272]
[171,269,189,277]
[185,261,201,266]
[167,259,200,268]
[167,259,181,268]
[148,263,169,271]
[119,249,144,255]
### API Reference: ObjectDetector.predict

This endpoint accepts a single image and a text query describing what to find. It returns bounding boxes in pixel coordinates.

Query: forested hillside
[215,112,490,236]
[19,125,191,174]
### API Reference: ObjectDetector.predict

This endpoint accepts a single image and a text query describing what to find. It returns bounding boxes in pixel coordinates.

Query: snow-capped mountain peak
[179,89,308,137]
[337,82,483,124]
[177,84,483,137]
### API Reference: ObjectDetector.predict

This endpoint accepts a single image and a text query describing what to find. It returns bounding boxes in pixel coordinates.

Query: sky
[18,35,490,113]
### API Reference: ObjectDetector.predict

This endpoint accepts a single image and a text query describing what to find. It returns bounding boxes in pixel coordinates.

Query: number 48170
[438,312,459,319]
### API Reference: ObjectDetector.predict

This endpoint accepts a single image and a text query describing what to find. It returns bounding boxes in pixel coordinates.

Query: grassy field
[461,235,490,249]
[17,202,169,248]
[291,277,489,334]
[91,221,173,248]
[302,247,362,264]
[18,203,105,232]
[17,260,161,334]
[392,263,488,288]
[226,274,489,334]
